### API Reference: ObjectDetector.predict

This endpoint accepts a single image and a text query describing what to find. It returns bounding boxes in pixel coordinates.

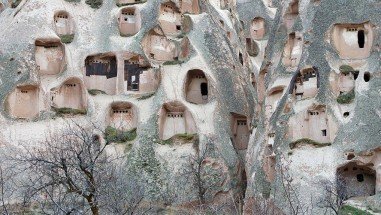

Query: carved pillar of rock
[116,53,125,94]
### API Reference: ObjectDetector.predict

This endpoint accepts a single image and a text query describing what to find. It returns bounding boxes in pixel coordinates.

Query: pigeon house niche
[54,11,75,36]
[337,162,376,200]
[283,32,303,67]
[124,55,160,93]
[0,3,5,13]
[180,0,200,14]
[289,67,319,101]
[265,86,285,119]
[289,105,332,143]
[246,38,259,57]
[118,7,141,36]
[231,113,250,150]
[35,39,65,75]
[108,102,137,131]
[84,53,117,95]
[184,69,209,104]
[51,78,87,111]
[331,22,373,60]
[142,28,180,62]
[284,0,298,29]
[5,85,40,119]
[338,71,356,94]
[250,17,265,40]
[159,101,197,140]
[159,1,182,36]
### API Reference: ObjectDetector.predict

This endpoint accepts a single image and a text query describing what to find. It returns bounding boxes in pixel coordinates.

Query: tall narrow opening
[358,30,365,48]
[364,72,370,82]
[239,52,243,65]
[200,83,208,98]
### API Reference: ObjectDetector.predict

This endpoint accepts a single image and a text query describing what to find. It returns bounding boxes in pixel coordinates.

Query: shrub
[116,0,146,7]
[52,107,87,117]
[289,138,331,149]
[163,60,184,65]
[339,65,354,75]
[337,89,355,104]
[104,126,137,143]
[88,89,106,95]
[11,0,22,8]
[59,34,75,44]
[137,92,155,100]
[158,133,197,145]
[85,0,102,9]
[338,205,372,215]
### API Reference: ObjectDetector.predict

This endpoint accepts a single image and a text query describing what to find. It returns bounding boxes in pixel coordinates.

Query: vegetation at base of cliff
[116,0,147,7]
[137,92,155,100]
[289,138,331,149]
[11,0,22,8]
[339,65,355,74]
[85,0,102,9]
[88,89,106,95]
[339,205,372,215]
[337,89,355,104]
[64,0,81,2]
[52,107,87,117]
[59,34,75,44]
[158,133,198,145]
[105,126,137,143]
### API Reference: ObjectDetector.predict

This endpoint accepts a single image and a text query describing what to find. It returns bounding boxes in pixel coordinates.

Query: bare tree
[277,155,314,215]
[10,122,145,215]
[316,176,346,215]
[180,140,241,214]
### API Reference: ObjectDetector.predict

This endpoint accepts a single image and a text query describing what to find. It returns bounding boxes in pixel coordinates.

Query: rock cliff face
[0,0,380,214]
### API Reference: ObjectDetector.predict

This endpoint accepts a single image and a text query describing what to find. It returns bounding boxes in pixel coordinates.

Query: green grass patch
[52,107,87,117]
[116,0,147,7]
[136,92,155,100]
[88,89,106,96]
[339,205,372,215]
[337,89,355,104]
[85,0,102,8]
[59,34,75,44]
[105,126,137,144]
[163,60,184,65]
[289,138,331,149]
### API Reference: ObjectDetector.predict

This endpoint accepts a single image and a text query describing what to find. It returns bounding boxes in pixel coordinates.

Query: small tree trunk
[86,196,99,215]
